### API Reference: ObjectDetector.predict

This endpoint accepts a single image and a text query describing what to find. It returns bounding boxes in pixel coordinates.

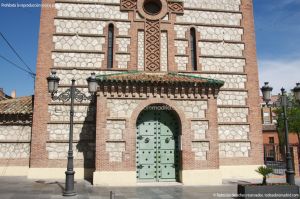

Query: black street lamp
[47,70,98,196]
[261,82,300,185]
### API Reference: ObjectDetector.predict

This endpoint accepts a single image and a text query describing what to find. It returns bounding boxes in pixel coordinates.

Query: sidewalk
[0,177,299,199]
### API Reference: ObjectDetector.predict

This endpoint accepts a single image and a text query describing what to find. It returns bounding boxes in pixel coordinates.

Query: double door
[136,109,179,182]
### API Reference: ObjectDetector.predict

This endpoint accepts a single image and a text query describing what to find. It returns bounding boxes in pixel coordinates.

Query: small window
[107,24,114,69]
[190,28,197,71]
[269,137,274,144]
[143,0,162,15]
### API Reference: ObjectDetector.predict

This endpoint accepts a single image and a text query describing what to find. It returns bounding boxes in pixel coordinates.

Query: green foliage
[273,95,300,150]
[256,166,273,177]
[256,166,273,185]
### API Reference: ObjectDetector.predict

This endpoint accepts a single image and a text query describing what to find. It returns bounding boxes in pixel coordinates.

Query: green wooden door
[136,108,179,182]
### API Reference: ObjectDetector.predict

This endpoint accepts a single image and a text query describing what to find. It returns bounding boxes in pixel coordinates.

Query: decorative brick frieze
[120,0,137,10]
[145,20,161,71]
[219,142,251,158]
[168,1,184,14]
[218,125,249,140]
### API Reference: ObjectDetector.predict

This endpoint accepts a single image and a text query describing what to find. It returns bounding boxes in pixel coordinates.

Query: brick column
[30,0,56,167]
[95,95,107,171]
[206,97,220,169]
[241,0,264,165]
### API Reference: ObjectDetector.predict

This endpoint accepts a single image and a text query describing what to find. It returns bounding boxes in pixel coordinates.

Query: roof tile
[0,96,33,115]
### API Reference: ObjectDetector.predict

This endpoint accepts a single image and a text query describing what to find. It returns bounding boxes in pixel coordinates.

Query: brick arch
[128,97,189,181]
[129,98,189,137]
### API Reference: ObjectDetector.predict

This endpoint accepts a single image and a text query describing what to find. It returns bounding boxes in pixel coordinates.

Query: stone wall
[219,142,251,158]
[0,125,31,141]
[191,121,208,140]
[176,10,242,26]
[174,25,243,41]
[175,56,189,71]
[47,123,95,141]
[199,42,244,57]
[54,19,131,36]
[137,31,145,71]
[107,99,140,118]
[116,38,131,53]
[175,100,207,119]
[218,125,249,140]
[192,142,210,160]
[52,52,104,68]
[201,74,247,89]
[184,0,241,11]
[200,58,245,73]
[55,70,120,85]
[55,3,128,20]
[116,54,130,69]
[217,91,248,106]
[106,142,125,162]
[175,40,188,54]
[53,36,105,51]
[106,120,126,140]
[0,143,30,159]
[48,105,95,122]
[161,32,168,72]
[46,143,95,160]
[0,124,31,160]
[218,108,249,123]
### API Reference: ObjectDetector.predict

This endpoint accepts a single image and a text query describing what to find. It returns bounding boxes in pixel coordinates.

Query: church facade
[12,0,263,185]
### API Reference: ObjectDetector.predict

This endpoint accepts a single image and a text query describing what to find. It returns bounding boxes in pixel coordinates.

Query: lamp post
[261,82,300,185]
[47,70,98,196]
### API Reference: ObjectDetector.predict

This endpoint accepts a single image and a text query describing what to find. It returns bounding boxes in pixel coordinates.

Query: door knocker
[165,137,170,143]
[144,138,150,143]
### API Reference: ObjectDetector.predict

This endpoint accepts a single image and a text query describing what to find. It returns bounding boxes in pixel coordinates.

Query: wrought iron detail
[52,88,92,103]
